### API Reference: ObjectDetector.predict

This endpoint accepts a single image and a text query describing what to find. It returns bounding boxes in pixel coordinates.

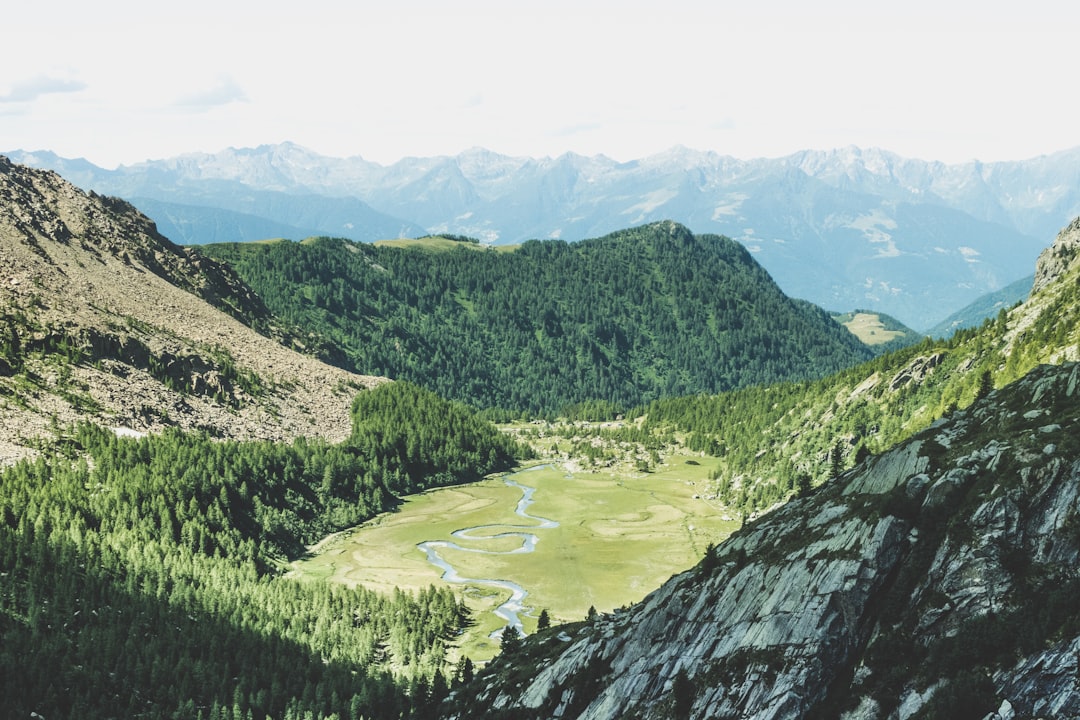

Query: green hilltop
[201,221,874,415]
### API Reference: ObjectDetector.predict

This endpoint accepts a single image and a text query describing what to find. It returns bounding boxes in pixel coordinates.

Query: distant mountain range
[8,144,1080,329]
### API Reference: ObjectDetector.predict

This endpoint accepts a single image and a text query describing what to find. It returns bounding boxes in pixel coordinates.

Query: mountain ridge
[10,143,1078,329]
[200,221,876,413]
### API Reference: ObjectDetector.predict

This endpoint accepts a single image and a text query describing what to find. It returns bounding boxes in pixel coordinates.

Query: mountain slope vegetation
[0,382,529,720]
[625,218,1080,518]
[201,222,874,414]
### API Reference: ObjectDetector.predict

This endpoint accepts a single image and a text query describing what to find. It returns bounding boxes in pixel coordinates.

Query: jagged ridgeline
[200,222,874,414]
[0,381,529,720]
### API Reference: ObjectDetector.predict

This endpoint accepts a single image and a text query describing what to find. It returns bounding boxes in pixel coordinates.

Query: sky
[2,0,1078,168]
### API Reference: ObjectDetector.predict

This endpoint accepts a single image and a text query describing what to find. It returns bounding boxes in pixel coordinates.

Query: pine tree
[455,656,474,686]
[499,625,521,656]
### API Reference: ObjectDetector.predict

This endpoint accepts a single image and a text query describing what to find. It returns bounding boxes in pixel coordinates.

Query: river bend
[416,467,558,637]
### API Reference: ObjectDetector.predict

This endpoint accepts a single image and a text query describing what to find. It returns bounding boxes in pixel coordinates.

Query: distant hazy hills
[8,144,1080,329]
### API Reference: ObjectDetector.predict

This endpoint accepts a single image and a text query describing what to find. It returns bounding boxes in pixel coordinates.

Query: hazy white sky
[2,0,1077,168]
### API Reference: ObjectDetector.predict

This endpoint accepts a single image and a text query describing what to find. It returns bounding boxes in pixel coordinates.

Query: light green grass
[290,458,739,660]
[373,237,489,252]
[839,311,908,345]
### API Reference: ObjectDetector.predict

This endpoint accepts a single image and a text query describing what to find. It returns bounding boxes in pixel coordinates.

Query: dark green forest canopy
[202,222,874,415]
[0,381,528,720]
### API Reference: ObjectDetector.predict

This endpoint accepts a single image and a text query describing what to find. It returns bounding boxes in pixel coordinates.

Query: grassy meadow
[289,457,739,660]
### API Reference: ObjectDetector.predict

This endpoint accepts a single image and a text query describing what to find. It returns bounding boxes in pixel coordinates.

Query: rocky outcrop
[1032,216,1080,295]
[446,362,1080,719]
[887,352,945,391]
[0,156,383,462]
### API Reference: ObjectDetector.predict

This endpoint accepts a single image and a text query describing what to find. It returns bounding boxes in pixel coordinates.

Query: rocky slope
[1033,216,1080,294]
[0,156,382,463]
[447,360,1080,719]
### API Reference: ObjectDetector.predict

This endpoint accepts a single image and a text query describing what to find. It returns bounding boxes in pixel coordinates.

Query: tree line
[0,381,530,719]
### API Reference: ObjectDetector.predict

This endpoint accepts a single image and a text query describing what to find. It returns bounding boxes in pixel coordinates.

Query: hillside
[436,216,1080,718]
[0,380,530,720]
[0,155,381,463]
[832,310,921,353]
[925,274,1033,339]
[12,143,1080,328]
[445,360,1080,719]
[201,222,875,414]
[613,217,1079,518]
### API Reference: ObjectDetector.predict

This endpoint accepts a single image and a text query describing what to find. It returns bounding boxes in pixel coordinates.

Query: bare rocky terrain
[0,156,383,463]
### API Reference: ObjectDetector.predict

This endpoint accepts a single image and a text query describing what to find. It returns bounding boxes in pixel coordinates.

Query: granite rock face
[1032,216,1080,295]
[446,363,1080,719]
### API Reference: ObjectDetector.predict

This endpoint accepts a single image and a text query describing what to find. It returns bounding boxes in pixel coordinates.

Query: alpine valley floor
[288,459,740,661]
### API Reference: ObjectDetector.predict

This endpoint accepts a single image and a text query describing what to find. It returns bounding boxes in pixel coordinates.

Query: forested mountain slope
[628,218,1080,516]
[0,381,529,720]
[202,222,874,414]
[0,156,380,462]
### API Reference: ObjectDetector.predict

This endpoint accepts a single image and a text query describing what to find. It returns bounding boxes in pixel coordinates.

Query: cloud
[0,75,87,103]
[174,76,248,110]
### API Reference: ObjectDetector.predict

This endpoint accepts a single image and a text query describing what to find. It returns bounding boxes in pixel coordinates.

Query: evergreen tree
[499,625,522,656]
[454,656,474,686]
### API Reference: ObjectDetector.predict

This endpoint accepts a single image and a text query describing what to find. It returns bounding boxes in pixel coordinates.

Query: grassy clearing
[373,237,489,252]
[838,311,909,346]
[290,457,739,660]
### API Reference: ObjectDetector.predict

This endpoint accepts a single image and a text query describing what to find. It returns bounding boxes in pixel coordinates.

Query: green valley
[5,155,1080,720]
[290,457,739,661]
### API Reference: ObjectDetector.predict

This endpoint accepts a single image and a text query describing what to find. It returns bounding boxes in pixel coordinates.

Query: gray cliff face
[447,362,1080,719]
[1032,216,1080,295]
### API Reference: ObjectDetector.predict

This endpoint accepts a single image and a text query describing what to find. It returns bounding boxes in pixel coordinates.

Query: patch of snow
[711,193,748,219]
[621,189,679,223]
[959,246,981,264]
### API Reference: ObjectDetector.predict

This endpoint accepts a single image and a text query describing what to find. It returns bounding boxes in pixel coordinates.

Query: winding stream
[416,466,559,637]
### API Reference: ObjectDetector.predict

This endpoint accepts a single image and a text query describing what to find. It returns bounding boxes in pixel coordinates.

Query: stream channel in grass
[417,465,557,638]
